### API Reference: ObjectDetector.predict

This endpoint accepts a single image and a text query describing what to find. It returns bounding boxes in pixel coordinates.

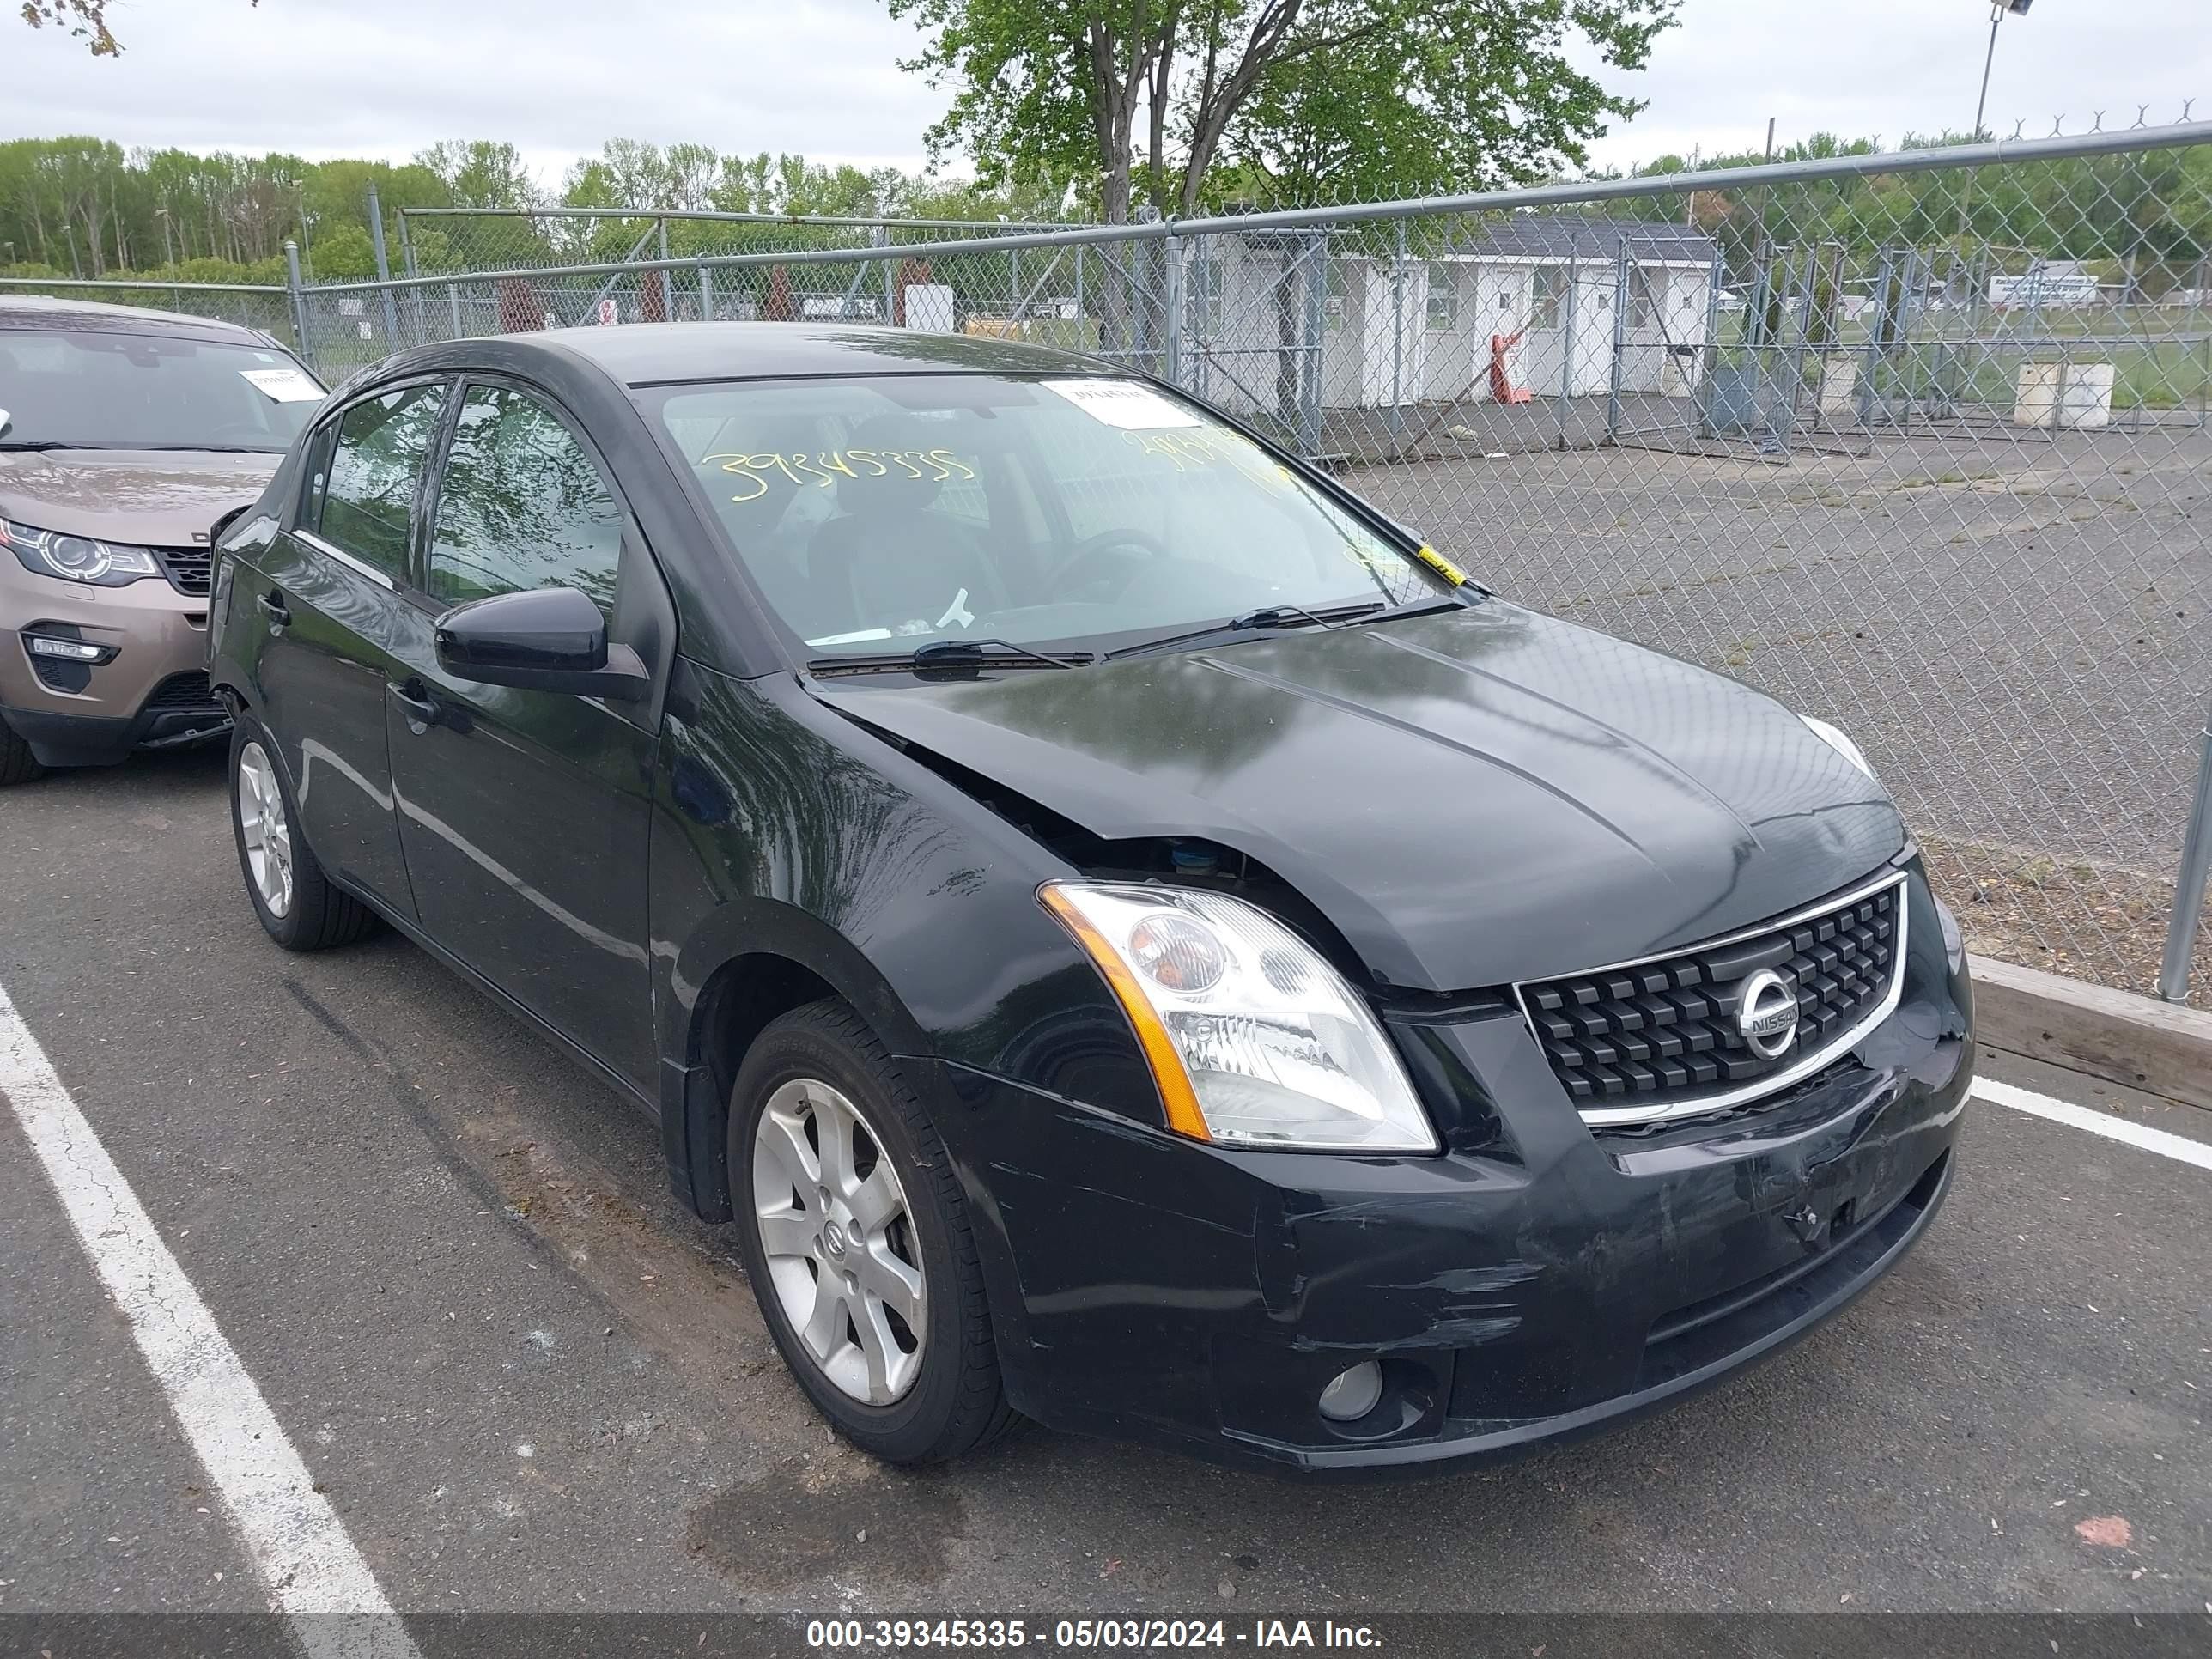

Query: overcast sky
[9,0,2209,185]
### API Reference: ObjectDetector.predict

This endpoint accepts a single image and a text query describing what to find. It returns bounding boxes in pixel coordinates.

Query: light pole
[1974,0,2035,141]
[155,206,174,269]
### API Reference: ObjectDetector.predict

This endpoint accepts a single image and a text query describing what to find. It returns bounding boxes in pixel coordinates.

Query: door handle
[257,591,291,628]
[386,678,441,728]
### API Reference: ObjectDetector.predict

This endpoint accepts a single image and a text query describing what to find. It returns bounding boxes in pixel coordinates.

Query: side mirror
[433,586,649,702]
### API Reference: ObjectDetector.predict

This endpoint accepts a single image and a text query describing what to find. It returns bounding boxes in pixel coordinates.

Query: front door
[239,379,452,921]
[383,380,662,1095]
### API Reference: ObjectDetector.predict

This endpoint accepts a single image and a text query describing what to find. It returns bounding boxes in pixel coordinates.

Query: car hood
[811,600,1906,991]
[0,448,283,546]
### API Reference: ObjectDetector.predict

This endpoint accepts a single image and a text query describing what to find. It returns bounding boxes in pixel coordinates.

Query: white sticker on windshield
[1040,378,1202,430]
[239,368,324,403]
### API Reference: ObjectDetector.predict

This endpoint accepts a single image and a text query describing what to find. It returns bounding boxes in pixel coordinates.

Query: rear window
[0,327,321,452]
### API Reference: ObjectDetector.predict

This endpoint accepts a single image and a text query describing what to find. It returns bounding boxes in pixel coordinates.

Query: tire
[0,722,43,786]
[228,716,378,951]
[728,999,1014,1465]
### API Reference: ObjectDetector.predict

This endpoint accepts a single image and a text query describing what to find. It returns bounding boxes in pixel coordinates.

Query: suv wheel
[228,717,377,951]
[729,1000,1014,1464]
[0,722,44,786]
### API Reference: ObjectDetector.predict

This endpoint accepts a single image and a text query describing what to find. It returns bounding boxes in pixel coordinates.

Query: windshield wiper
[810,636,1095,677]
[0,440,102,452]
[1103,599,1386,661]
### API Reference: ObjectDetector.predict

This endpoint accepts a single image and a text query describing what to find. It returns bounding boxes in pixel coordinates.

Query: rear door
[234,378,451,921]
[382,378,670,1095]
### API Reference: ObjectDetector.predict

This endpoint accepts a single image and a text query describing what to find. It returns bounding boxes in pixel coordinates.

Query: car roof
[520,321,1105,387]
[0,292,276,346]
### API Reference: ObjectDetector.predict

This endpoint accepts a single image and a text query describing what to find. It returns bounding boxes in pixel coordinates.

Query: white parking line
[1974,1076,2212,1172]
[0,982,422,1659]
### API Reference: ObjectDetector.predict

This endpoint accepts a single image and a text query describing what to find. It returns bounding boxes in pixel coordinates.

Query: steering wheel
[1054,528,1172,602]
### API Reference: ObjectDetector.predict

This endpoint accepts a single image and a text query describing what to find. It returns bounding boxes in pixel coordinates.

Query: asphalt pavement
[2,745,2208,1632]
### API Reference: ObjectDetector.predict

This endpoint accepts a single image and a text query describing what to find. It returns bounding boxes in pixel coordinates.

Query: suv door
[383,380,670,1096]
[233,378,450,920]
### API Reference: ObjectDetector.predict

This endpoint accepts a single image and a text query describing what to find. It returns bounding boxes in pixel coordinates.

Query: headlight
[1802,714,1878,781]
[1040,881,1439,1153]
[1,518,161,586]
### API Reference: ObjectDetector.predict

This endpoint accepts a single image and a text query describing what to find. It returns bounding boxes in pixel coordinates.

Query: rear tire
[228,716,378,951]
[0,722,44,786]
[728,999,1014,1465]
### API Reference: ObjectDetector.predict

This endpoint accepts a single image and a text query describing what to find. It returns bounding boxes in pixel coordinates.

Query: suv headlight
[1041,881,1438,1153]
[1802,714,1878,782]
[2,518,161,586]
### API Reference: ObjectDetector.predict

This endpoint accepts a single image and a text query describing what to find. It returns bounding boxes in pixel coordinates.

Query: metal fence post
[1697,247,1726,437]
[1300,229,1326,458]
[397,209,425,346]
[699,260,714,322]
[1557,256,1579,450]
[447,280,463,340]
[1164,224,1184,386]
[2160,693,2212,1002]
[283,240,309,362]
[1390,221,1407,441]
[367,183,399,346]
[1607,239,1631,442]
[658,218,674,319]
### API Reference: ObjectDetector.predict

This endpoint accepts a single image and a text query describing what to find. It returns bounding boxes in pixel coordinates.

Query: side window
[319,382,447,580]
[298,423,335,528]
[1532,265,1568,331]
[1628,265,1659,331]
[1426,264,1460,331]
[428,386,624,613]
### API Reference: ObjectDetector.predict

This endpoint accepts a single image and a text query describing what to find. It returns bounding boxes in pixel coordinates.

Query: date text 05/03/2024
[805,1619,1384,1650]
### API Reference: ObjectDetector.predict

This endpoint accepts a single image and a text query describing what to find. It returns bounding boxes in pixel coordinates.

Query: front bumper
[930,868,1973,1477]
[0,561,227,766]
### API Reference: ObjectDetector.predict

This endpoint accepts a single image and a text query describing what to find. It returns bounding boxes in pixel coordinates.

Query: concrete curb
[1970,954,2212,1113]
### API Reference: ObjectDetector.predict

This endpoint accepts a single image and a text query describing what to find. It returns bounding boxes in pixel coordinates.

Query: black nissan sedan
[206,323,1972,1474]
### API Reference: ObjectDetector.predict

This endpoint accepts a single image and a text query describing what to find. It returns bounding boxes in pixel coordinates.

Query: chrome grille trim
[1513,870,1911,1128]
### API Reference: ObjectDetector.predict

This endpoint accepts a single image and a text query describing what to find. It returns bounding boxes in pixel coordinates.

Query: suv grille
[153,544,212,597]
[1516,872,1907,1127]
[144,671,217,710]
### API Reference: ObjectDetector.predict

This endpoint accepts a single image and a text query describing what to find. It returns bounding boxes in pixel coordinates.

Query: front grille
[144,671,216,710]
[152,544,212,597]
[1517,872,1906,1126]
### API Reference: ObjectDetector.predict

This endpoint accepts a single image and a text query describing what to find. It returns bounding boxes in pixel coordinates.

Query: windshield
[654,373,1451,658]
[0,328,323,452]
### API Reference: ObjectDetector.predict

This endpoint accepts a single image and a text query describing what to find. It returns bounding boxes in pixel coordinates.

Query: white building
[1172,217,1719,418]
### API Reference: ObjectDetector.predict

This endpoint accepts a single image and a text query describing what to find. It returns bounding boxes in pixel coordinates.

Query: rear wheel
[0,722,44,786]
[228,717,377,951]
[729,999,1013,1464]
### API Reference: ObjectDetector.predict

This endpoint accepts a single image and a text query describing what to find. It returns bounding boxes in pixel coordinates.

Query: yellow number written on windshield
[697,449,978,504]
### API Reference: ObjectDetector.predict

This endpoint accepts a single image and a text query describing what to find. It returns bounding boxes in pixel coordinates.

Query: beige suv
[1,295,323,783]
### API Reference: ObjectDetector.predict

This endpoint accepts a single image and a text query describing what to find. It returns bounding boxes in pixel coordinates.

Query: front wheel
[0,720,44,785]
[228,717,378,951]
[728,1000,1013,1464]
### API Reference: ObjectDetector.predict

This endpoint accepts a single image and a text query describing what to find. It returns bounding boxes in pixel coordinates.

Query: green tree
[884,0,1678,222]
[18,0,118,55]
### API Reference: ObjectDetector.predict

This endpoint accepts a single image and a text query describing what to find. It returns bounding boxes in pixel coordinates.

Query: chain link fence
[125,120,2212,1003]
[0,275,298,347]
[394,205,1083,280]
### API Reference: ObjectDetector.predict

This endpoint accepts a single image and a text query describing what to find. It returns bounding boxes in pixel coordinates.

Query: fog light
[27,635,106,662]
[1316,1360,1383,1423]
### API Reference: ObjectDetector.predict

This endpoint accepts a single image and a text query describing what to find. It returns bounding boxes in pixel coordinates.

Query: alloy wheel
[750,1078,927,1405]
[235,740,295,919]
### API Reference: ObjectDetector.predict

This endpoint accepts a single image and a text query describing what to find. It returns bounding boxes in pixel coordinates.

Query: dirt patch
[1921,832,2206,1003]
[686,1449,968,1593]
